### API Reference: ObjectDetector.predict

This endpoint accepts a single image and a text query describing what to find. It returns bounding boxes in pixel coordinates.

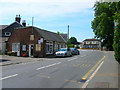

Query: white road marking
[0,74,18,80]
[82,61,104,88]
[36,62,61,70]
[81,54,87,57]
[68,57,78,61]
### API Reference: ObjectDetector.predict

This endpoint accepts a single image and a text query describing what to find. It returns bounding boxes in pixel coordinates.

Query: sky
[0,0,97,42]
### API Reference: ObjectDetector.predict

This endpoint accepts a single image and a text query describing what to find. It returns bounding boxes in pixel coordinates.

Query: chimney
[15,14,21,23]
[22,20,26,27]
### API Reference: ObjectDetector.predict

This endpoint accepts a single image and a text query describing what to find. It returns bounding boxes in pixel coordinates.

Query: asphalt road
[2,50,105,88]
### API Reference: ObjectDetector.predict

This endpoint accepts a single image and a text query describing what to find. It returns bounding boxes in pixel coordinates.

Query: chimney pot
[22,20,26,27]
[15,14,21,23]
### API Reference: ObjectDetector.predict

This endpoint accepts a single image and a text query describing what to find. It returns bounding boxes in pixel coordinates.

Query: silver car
[55,48,72,57]
[70,48,80,55]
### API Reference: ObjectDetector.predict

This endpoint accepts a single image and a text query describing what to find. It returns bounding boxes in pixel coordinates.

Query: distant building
[82,39,101,49]
[0,25,8,54]
[77,42,83,48]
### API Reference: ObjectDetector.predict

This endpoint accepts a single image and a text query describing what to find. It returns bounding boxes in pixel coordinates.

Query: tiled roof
[0,25,8,30]
[2,22,23,37]
[60,34,67,43]
[83,39,100,41]
[34,26,66,43]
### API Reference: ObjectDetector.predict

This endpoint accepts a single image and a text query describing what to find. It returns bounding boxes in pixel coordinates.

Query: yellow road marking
[37,75,51,79]
[81,56,106,80]
[65,79,81,84]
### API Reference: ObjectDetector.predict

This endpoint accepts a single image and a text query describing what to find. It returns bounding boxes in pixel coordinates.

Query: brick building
[8,26,67,57]
[1,15,25,54]
[82,39,101,49]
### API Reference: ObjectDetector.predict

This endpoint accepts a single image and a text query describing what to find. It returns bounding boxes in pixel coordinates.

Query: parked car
[70,48,80,55]
[55,48,72,57]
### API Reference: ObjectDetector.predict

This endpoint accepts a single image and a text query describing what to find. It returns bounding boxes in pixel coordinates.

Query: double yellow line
[81,56,106,80]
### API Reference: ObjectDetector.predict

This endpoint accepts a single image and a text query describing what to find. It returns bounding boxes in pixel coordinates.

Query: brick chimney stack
[22,20,26,27]
[15,14,21,23]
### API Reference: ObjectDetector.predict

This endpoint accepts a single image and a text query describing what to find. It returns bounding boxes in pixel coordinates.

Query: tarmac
[0,51,120,89]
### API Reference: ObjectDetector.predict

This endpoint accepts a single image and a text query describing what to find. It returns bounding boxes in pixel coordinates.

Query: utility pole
[68,25,69,42]
[32,17,34,33]
[67,25,69,49]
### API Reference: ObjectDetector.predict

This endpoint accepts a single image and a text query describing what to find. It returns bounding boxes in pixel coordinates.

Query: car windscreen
[70,48,75,50]
[60,49,67,51]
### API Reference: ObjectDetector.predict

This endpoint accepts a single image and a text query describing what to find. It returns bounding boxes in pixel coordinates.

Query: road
[2,50,107,88]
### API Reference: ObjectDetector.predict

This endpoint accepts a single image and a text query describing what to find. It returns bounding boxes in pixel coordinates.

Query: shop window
[46,41,53,54]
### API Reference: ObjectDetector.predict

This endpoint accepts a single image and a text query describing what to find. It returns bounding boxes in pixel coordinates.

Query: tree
[68,37,77,45]
[113,24,120,63]
[57,31,60,34]
[92,2,117,50]
[113,1,120,63]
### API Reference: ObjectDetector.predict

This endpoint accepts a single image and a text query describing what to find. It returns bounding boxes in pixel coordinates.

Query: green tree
[57,31,60,34]
[113,1,120,63]
[92,2,117,50]
[113,24,120,63]
[68,37,77,45]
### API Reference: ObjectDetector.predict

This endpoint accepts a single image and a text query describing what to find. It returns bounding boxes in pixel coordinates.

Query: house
[8,26,67,57]
[77,42,82,48]
[1,15,26,54]
[0,25,8,54]
[82,39,101,49]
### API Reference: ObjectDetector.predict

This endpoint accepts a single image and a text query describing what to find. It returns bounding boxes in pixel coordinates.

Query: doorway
[29,44,34,57]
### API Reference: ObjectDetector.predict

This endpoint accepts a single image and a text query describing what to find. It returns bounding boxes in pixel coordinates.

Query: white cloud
[1,0,96,18]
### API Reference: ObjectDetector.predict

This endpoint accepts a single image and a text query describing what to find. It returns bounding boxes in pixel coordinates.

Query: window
[30,35,34,40]
[36,44,41,51]
[46,41,53,54]
[5,32,11,36]
[22,45,26,51]
[54,43,58,52]
[12,43,20,52]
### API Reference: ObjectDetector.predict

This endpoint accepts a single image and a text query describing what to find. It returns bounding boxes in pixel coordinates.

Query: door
[29,44,34,57]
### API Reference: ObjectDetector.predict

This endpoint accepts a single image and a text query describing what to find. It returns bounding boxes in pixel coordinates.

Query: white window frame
[46,41,53,54]
[12,43,20,52]
[54,43,58,52]
[5,32,11,36]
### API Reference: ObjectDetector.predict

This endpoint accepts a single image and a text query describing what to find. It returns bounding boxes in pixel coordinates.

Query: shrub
[7,51,12,56]
[113,24,120,63]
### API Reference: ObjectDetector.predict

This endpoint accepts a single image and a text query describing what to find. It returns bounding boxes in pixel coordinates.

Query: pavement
[0,50,119,89]
[86,51,119,89]
[0,55,54,66]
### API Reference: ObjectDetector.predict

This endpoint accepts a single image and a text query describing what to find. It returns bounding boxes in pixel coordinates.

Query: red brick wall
[8,27,45,57]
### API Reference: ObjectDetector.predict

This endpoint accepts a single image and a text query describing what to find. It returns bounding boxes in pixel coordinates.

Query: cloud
[1,0,96,18]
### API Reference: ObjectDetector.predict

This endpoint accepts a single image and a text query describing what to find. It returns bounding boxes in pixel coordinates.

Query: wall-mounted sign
[22,45,26,51]
[41,38,43,42]
[38,40,41,44]
[38,38,43,44]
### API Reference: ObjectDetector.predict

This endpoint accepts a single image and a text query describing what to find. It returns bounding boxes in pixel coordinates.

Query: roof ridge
[3,21,23,30]
[59,34,67,43]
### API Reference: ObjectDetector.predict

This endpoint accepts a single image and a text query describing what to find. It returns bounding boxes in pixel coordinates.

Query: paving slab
[86,51,119,88]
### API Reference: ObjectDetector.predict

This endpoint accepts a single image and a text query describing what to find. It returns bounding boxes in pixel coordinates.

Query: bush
[113,24,120,63]
[7,51,12,56]
[68,44,74,48]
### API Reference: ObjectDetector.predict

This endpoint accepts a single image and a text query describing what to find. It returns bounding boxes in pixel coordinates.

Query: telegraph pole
[67,25,69,49]
[32,17,34,33]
